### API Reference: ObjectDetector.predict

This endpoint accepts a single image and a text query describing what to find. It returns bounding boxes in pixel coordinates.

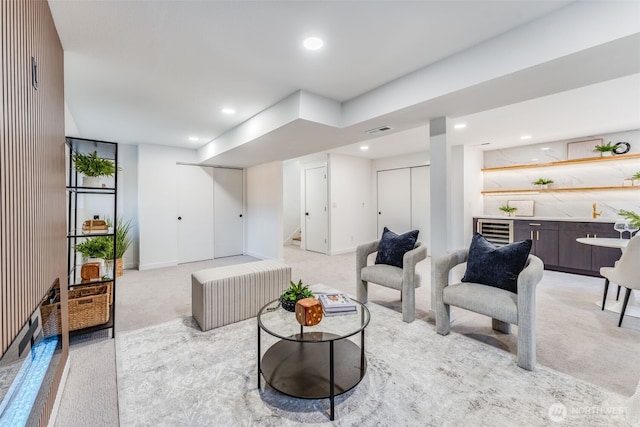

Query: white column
[429,117,452,318]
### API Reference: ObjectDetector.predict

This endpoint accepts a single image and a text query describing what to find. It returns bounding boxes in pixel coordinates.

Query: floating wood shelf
[482,153,640,172]
[482,186,640,195]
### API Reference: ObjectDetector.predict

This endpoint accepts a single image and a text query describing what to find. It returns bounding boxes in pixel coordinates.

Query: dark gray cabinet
[514,220,559,267]
[557,221,621,276]
[475,217,623,277]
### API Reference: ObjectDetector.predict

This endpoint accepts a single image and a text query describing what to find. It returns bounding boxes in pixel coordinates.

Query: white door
[213,168,244,258]
[304,166,327,254]
[377,168,411,236]
[411,166,430,247]
[177,165,214,263]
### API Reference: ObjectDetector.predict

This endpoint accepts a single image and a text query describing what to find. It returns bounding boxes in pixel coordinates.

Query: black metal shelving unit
[65,137,118,338]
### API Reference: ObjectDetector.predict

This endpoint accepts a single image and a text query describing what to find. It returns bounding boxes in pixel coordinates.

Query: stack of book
[318,293,357,316]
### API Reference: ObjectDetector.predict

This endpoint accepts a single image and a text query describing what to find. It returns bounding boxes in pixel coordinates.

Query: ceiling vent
[365,125,393,135]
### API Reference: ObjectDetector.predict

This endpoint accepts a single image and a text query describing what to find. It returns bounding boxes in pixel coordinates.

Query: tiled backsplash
[483,130,640,220]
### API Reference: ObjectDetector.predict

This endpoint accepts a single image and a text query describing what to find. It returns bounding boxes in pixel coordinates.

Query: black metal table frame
[257,302,369,421]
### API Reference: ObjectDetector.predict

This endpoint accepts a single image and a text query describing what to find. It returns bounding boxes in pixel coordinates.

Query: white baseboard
[138,260,177,270]
[48,357,70,427]
[329,247,357,256]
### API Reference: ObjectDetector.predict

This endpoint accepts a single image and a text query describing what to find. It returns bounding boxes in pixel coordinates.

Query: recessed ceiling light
[531,158,539,162]
[540,147,551,151]
[188,136,199,142]
[303,37,324,50]
[221,108,235,115]
[520,135,532,140]
[360,146,369,151]
[454,123,467,129]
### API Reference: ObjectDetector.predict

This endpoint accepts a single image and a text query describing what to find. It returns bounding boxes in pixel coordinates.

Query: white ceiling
[49,0,640,165]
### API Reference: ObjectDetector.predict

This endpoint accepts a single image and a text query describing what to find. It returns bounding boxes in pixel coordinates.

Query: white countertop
[474,215,618,223]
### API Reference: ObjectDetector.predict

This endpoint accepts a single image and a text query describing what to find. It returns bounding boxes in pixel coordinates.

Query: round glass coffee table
[257,297,370,421]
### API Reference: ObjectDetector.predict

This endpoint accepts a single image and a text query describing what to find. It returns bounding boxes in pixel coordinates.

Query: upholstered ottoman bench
[191,260,291,331]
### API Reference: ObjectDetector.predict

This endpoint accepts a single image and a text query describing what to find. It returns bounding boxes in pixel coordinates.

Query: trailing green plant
[619,210,640,229]
[499,205,517,214]
[594,141,615,153]
[72,151,117,177]
[532,178,554,185]
[281,280,314,302]
[105,217,133,259]
[74,237,113,259]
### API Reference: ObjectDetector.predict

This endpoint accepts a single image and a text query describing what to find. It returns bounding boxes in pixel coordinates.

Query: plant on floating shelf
[532,178,554,186]
[632,171,640,180]
[594,141,616,153]
[499,205,518,215]
[619,210,640,229]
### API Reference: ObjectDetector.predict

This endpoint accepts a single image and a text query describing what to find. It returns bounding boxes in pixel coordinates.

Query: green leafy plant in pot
[72,151,118,187]
[594,141,615,157]
[104,217,133,277]
[280,280,314,312]
[619,210,640,230]
[74,237,113,260]
[532,178,553,189]
[499,205,517,217]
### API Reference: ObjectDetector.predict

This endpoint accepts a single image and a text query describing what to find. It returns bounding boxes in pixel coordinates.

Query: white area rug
[116,303,628,426]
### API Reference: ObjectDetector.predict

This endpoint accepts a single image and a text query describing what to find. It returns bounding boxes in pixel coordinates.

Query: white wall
[138,144,198,270]
[328,154,373,254]
[246,161,283,260]
[482,129,640,219]
[282,159,301,242]
[462,145,484,245]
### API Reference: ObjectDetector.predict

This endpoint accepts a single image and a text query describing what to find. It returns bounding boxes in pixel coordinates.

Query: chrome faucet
[592,202,602,219]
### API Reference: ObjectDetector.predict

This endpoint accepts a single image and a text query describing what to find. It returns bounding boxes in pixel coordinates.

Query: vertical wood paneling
[1,0,67,424]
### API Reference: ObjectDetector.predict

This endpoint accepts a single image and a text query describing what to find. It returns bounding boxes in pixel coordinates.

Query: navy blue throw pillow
[461,233,532,293]
[374,227,419,268]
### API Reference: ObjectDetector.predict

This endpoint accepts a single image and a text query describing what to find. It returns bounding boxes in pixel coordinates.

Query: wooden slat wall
[0,0,68,424]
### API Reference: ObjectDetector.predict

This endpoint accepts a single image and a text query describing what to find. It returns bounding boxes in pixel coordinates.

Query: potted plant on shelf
[74,236,113,281]
[499,205,518,217]
[532,178,554,189]
[104,217,133,277]
[280,280,314,312]
[632,171,640,186]
[72,150,117,187]
[594,141,616,157]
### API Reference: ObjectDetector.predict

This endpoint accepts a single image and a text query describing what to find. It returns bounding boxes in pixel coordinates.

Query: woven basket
[40,282,112,337]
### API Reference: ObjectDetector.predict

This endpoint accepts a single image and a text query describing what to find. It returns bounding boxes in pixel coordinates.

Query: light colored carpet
[115,299,628,426]
[54,245,640,425]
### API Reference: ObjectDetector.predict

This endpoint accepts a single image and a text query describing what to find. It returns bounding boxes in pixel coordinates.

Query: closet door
[213,168,244,258]
[177,165,214,263]
[377,168,411,236]
[411,166,430,246]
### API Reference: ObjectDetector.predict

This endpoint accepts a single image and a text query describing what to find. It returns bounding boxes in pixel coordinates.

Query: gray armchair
[434,249,543,370]
[356,240,427,323]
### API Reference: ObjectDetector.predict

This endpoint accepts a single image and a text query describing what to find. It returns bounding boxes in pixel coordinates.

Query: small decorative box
[81,262,101,282]
[295,298,323,326]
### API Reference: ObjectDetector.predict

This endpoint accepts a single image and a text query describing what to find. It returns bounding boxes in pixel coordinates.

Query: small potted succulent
[280,280,314,312]
[499,205,518,217]
[594,141,615,157]
[533,178,554,189]
[72,150,118,187]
